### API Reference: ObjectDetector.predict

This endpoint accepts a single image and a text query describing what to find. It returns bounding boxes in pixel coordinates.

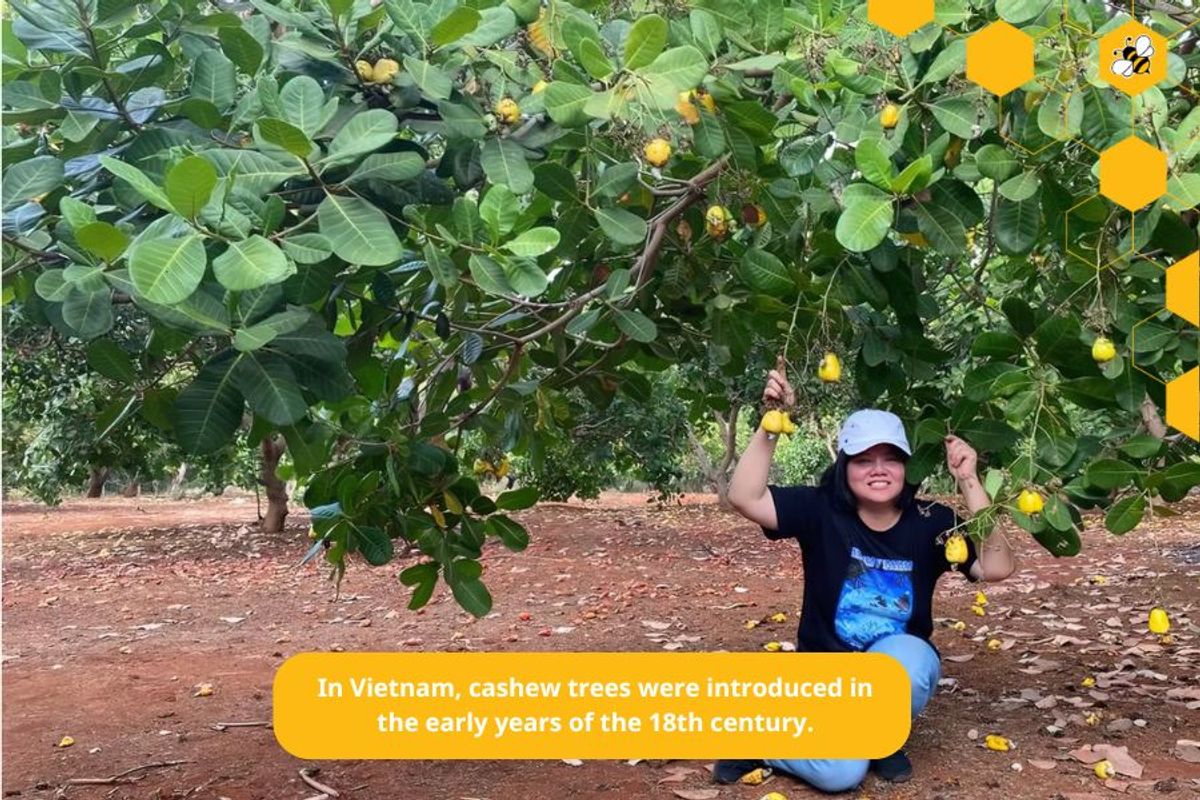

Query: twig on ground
[62,760,191,787]
[210,720,272,731]
[300,768,341,797]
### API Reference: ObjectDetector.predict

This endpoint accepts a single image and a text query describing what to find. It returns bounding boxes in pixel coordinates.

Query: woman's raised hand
[762,365,796,408]
[944,434,978,482]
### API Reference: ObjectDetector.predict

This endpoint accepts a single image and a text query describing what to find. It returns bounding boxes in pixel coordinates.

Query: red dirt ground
[2,491,1198,800]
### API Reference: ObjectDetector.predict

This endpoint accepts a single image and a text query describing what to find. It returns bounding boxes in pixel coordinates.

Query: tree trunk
[260,435,288,532]
[121,479,140,497]
[85,467,109,498]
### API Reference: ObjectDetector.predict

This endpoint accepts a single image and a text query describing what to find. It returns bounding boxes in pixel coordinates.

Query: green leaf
[35,269,71,301]
[594,206,647,246]
[353,525,395,566]
[403,56,453,100]
[98,155,174,212]
[975,144,1019,181]
[855,138,894,190]
[1104,494,1145,535]
[192,49,236,110]
[62,288,114,339]
[1,155,63,209]
[500,256,548,297]
[281,233,333,264]
[1085,459,1142,490]
[219,25,263,75]
[929,96,980,139]
[640,45,707,92]
[233,307,310,351]
[317,194,401,266]
[279,75,325,136]
[994,196,1041,255]
[424,241,459,287]
[624,14,667,69]
[231,351,307,425]
[578,38,614,79]
[384,0,430,52]
[213,235,293,291]
[165,155,218,219]
[542,82,592,127]
[479,184,518,237]
[914,198,966,255]
[458,6,517,47]
[346,152,425,183]
[128,235,207,304]
[739,248,794,294]
[594,162,638,198]
[1037,91,1083,141]
[448,569,492,617]
[485,515,529,551]
[86,339,137,383]
[998,171,1040,202]
[323,109,398,166]
[176,351,245,454]
[1117,434,1163,459]
[400,562,438,609]
[256,117,314,159]
[835,184,893,253]
[492,488,536,513]
[971,331,1023,359]
[891,155,933,194]
[75,222,129,263]
[430,6,480,46]
[468,253,513,295]
[613,308,657,342]
[503,227,559,257]
[480,137,534,194]
[996,0,1051,23]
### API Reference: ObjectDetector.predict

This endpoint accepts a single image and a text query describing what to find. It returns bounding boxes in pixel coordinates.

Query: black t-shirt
[761,483,979,657]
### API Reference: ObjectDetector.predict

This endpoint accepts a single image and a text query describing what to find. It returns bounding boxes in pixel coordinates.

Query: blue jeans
[762,633,941,793]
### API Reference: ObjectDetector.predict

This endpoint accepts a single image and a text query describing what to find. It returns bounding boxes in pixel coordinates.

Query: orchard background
[2,0,1199,797]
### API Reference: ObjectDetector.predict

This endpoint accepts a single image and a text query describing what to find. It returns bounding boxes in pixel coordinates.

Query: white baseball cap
[837,409,912,456]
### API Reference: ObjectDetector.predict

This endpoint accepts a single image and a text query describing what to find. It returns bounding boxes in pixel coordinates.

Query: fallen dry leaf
[672,790,719,800]
[1027,759,1056,770]
[1173,740,1200,763]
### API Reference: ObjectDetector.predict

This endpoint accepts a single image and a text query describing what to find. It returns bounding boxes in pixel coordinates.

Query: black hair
[819,445,919,514]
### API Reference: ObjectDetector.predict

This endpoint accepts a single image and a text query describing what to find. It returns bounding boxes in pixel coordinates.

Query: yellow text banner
[274,652,910,759]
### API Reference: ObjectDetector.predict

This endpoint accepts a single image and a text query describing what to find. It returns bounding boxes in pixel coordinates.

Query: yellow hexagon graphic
[868,0,935,38]
[1166,251,1199,327]
[967,22,1035,97]
[1098,136,1167,211]
[1099,21,1167,97]
[1166,367,1199,442]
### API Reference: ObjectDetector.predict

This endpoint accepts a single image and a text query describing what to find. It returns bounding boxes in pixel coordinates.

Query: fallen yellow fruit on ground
[986,638,1001,651]
[740,767,768,785]
[57,736,75,748]
[1094,759,1115,779]
[975,591,988,606]
[971,604,986,616]
[745,620,760,629]
[1084,712,1100,726]
[1081,676,1095,688]
[984,734,1011,751]
[763,641,782,652]
[1017,489,1044,515]
[1148,606,1170,634]
[951,620,966,631]
[194,683,214,697]
[770,612,787,623]
[761,793,788,800]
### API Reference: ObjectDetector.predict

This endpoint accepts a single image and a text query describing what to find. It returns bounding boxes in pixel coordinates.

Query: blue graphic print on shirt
[833,546,914,649]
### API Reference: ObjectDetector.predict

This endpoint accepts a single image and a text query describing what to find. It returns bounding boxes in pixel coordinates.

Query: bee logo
[1111,35,1154,78]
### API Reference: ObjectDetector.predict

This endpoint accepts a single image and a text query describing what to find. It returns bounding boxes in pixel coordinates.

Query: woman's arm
[727,365,794,529]
[945,435,1016,582]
